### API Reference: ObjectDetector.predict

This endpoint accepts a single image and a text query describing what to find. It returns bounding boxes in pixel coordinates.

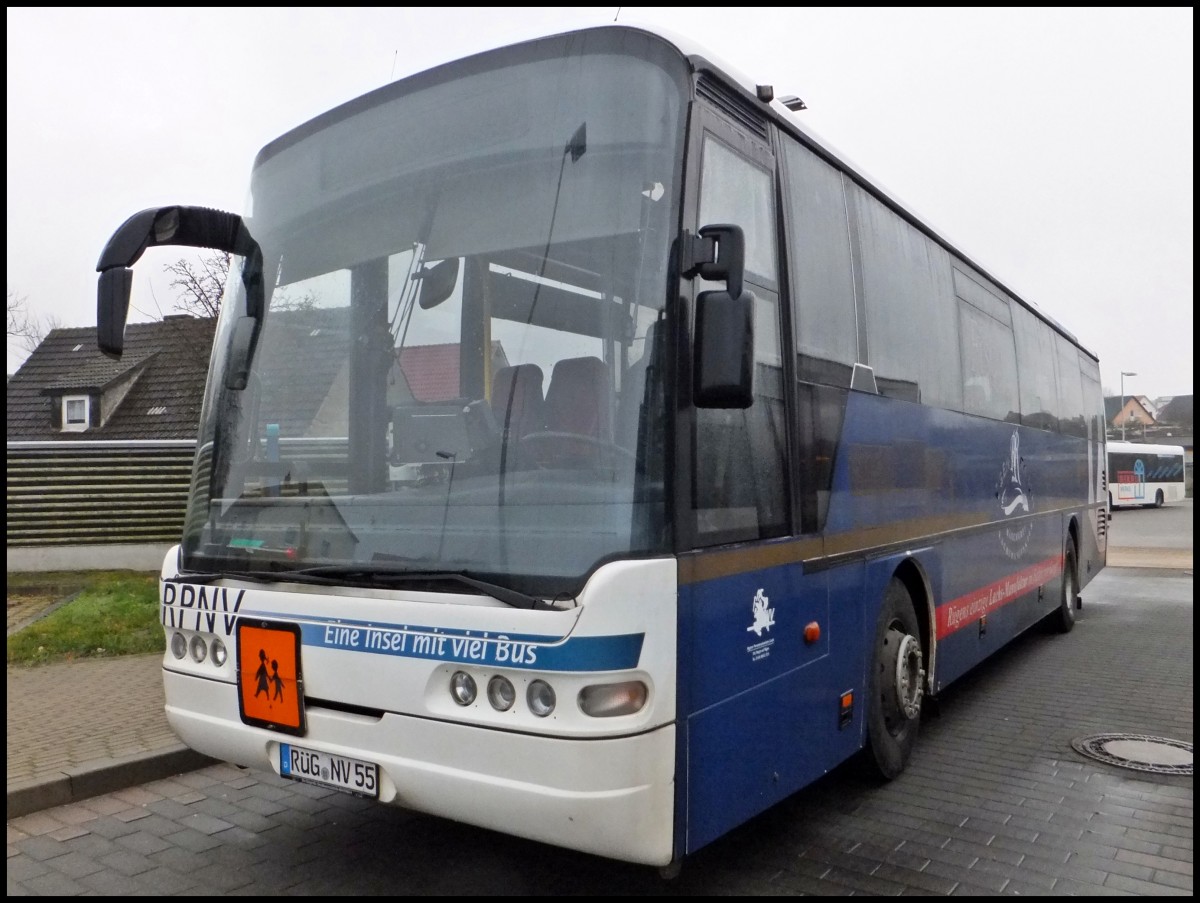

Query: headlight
[170,632,187,659]
[189,634,208,663]
[450,671,477,706]
[579,681,648,717]
[527,680,556,717]
[210,637,228,667]
[487,675,515,711]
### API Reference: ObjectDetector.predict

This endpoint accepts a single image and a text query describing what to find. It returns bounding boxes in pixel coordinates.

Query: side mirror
[695,288,754,408]
[97,267,135,357]
[688,223,754,408]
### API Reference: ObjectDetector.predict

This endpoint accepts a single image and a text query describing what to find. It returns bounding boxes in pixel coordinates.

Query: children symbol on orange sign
[254,649,270,698]
[271,659,286,702]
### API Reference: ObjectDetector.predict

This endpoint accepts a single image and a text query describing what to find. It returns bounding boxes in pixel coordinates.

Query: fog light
[450,671,477,706]
[170,632,187,659]
[210,637,228,667]
[579,681,648,717]
[189,634,208,663]
[527,680,556,717]
[487,675,515,711]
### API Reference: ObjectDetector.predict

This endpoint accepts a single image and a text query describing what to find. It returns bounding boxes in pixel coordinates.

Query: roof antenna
[614,7,621,21]
[390,49,398,81]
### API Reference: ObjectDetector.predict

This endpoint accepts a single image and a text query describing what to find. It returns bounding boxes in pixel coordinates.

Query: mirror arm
[681,224,745,298]
[95,206,260,359]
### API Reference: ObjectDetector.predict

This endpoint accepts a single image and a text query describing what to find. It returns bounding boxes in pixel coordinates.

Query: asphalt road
[1106,496,1194,550]
[8,502,1192,895]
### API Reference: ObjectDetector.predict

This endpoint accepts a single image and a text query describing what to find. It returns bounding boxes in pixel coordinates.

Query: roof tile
[7,317,216,441]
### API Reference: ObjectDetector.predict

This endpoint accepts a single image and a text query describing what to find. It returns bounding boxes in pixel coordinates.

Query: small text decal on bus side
[746,588,775,661]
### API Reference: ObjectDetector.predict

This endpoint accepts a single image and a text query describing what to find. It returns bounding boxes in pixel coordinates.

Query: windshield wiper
[165,570,297,586]
[168,565,555,611]
[257,565,554,611]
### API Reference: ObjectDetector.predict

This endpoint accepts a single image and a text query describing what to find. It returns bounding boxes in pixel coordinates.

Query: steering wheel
[519,431,636,469]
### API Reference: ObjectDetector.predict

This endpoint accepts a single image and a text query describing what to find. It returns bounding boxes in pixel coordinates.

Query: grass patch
[7,571,162,666]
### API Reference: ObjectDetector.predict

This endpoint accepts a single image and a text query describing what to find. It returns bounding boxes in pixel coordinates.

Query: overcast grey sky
[6,7,1194,398]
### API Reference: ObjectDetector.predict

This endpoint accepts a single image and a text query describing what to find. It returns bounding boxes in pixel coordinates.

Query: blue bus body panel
[676,392,1099,856]
[827,395,1084,692]
[678,561,865,854]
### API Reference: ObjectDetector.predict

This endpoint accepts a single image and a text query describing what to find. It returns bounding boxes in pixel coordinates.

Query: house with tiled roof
[1155,395,1193,430]
[7,316,216,570]
[7,316,215,440]
[1103,394,1156,435]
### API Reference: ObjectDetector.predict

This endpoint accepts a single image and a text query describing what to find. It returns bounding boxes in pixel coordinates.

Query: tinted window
[1012,305,1059,430]
[780,138,857,387]
[698,137,777,282]
[954,268,1018,421]
[1055,334,1087,438]
[693,134,788,543]
[849,185,961,409]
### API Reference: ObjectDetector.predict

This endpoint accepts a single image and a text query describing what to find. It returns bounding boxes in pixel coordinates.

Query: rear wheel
[1050,542,1078,634]
[864,579,925,780]
[1155,489,1165,508]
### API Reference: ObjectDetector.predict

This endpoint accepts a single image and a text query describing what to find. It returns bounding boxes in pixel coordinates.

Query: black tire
[1049,542,1079,634]
[1155,489,1165,508]
[864,578,925,780]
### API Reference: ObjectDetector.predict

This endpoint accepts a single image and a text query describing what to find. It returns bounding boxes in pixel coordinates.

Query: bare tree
[8,290,62,354]
[164,251,229,318]
[162,251,323,319]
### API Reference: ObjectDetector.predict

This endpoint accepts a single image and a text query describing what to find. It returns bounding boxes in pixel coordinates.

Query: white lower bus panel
[164,671,677,865]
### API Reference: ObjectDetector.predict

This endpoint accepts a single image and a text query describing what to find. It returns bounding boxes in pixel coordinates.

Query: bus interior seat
[544,356,613,442]
[491,363,545,440]
[537,356,615,467]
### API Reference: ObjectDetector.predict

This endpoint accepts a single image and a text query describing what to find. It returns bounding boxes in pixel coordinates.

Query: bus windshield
[183,36,688,595]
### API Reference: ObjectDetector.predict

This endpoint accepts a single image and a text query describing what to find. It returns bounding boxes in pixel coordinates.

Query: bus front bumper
[163,667,677,866]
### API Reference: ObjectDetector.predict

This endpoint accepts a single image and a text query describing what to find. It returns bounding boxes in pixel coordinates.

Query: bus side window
[692,131,788,543]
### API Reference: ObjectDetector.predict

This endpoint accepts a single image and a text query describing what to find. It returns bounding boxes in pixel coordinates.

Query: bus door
[676,102,846,854]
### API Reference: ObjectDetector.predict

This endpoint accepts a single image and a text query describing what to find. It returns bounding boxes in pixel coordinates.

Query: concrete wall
[7,543,172,573]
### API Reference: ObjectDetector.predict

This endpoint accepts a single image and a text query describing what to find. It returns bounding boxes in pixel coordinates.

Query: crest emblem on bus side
[996,429,1033,559]
[747,588,775,637]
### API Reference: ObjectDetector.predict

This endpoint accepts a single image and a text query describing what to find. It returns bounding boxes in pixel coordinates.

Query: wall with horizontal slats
[6,441,197,546]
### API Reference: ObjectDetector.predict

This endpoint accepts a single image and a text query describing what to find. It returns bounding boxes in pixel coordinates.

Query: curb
[6,588,85,638]
[1107,546,1192,569]
[6,745,215,820]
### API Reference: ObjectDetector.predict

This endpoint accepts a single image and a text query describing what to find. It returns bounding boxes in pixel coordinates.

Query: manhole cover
[1071,733,1192,775]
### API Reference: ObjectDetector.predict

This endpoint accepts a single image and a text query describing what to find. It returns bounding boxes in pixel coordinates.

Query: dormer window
[62,395,90,432]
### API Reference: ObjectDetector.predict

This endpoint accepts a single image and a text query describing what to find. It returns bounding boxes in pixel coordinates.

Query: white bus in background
[1107,441,1187,508]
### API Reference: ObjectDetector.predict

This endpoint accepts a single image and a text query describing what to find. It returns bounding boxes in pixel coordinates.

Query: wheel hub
[886,629,925,721]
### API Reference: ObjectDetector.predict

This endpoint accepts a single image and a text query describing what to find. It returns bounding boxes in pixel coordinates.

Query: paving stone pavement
[6,530,1192,893]
[6,654,211,819]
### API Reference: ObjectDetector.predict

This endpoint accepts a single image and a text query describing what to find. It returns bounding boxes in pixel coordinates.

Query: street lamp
[1120,371,1137,440]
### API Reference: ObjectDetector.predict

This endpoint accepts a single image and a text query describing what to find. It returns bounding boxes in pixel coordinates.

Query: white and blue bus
[1107,440,1187,509]
[95,24,1107,871]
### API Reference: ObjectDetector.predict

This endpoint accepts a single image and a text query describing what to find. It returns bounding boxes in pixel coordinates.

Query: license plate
[280,743,379,798]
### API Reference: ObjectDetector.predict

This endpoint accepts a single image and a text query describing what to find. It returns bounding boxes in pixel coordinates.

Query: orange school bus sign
[236,621,306,735]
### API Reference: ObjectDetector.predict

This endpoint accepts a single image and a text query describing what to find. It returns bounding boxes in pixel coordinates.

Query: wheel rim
[882,627,924,732]
[1064,558,1077,620]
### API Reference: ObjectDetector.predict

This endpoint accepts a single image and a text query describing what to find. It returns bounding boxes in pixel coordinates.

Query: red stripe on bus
[936,555,1063,640]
